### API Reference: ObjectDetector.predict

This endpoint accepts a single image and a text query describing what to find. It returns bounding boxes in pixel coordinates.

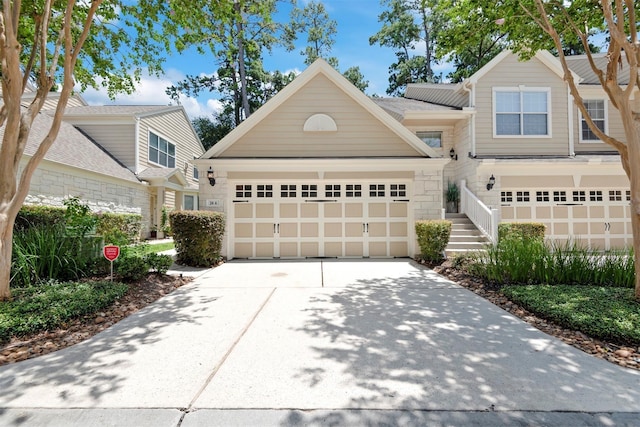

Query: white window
[494,88,550,137]
[193,166,199,180]
[580,99,607,142]
[148,131,176,168]
[416,131,442,148]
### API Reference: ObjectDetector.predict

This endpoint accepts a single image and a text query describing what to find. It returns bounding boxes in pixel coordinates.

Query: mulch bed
[0,274,192,366]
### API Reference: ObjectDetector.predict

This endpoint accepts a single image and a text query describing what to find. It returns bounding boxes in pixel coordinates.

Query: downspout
[462,80,476,157]
[567,84,575,157]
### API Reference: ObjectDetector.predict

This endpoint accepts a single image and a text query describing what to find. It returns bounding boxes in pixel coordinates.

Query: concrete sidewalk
[0,259,639,426]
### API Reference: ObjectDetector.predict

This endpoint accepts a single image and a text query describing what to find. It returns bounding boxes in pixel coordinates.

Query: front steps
[445,213,490,258]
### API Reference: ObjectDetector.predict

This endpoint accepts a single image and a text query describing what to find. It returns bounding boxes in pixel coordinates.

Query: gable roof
[565,53,630,85]
[0,112,141,183]
[60,105,182,119]
[405,50,582,107]
[202,59,440,159]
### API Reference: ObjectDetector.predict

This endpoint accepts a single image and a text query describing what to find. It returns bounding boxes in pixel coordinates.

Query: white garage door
[230,181,412,258]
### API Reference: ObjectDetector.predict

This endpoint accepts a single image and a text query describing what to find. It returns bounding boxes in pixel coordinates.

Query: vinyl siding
[138,109,204,187]
[474,54,570,156]
[72,124,136,169]
[219,74,422,158]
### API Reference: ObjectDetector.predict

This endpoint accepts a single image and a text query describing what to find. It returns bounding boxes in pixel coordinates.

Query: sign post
[103,245,120,282]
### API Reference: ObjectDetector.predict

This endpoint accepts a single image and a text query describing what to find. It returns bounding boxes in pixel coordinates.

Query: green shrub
[502,285,640,345]
[170,210,225,267]
[96,212,142,246]
[0,280,128,343]
[14,205,66,231]
[498,222,546,242]
[114,254,149,282]
[415,220,452,262]
[144,253,174,274]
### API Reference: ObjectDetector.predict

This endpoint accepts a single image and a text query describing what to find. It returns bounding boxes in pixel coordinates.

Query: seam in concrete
[321,260,324,287]
[185,288,277,411]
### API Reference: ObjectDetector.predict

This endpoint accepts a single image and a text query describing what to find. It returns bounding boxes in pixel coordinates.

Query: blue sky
[81,1,451,120]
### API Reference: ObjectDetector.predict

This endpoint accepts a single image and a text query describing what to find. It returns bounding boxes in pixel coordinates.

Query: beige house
[4,93,204,238]
[198,52,633,259]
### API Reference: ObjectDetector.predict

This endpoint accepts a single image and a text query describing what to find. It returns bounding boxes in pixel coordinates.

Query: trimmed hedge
[170,210,225,267]
[96,212,143,246]
[498,222,546,241]
[415,220,452,262]
[14,205,66,230]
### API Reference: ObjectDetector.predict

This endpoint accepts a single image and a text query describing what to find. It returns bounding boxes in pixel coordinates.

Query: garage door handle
[363,223,368,233]
[274,224,280,234]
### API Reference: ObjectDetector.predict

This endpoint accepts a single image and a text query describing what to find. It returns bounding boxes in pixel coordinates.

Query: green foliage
[0,280,128,343]
[144,253,174,274]
[284,0,339,67]
[415,220,452,262]
[446,181,459,203]
[11,224,102,288]
[467,239,635,288]
[502,285,640,346]
[170,211,225,267]
[14,205,66,231]
[498,222,546,241]
[114,254,149,282]
[96,212,142,246]
[161,206,171,236]
[63,196,98,238]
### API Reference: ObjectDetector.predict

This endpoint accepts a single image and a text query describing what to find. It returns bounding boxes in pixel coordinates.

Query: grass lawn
[501,285,640,346]
[129,241,175,256]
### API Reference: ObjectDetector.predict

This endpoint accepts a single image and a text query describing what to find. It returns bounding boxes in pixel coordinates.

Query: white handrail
[460,180,499,243]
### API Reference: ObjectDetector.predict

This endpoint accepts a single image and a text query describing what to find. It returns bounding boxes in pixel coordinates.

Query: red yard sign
[103,245,120,261]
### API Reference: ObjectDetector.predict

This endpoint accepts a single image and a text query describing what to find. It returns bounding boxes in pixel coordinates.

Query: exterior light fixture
[207,167,216,187]
[486,174,496,191]
[449,148,458,160]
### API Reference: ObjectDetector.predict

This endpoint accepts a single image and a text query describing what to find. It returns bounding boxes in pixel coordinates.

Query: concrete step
[449,234,489,243]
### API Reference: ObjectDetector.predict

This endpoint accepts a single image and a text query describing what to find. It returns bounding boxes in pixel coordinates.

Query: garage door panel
[280,203,297,218]
[279,222,298,238]
[390,222,408,237]
[256,203,274,218]
[345,222,363,238]
[235,223,253,238]
[234,243,253,258]
[324,222,342,237]
[369,242,387,257]
[301,222,318,238]
[301,204,318,218]
[345,203,363,217]
[390,203,407,217]
[324,204,342,217]
[256,242,274,257]
[345,242,364,257]
[390,242,408,257]
[234,204,253,218]
[368,222,386,238]
[369,203,386,217]
[324,242,342,257]
[256,223,275,238]
[279,242,298,257]
[301,242,319,257]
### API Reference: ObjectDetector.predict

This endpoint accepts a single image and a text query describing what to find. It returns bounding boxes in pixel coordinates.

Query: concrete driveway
[0,259,639,426]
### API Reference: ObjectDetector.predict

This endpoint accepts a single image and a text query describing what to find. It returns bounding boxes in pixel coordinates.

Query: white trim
[578,98,608,143]
[134,117,141,174]
[492,87,552,138]
[567,86,575,156]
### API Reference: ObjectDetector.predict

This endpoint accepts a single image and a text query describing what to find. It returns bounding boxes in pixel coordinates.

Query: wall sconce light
[486,174,496,191]
[449,148,458,161]
[207,167,216,187]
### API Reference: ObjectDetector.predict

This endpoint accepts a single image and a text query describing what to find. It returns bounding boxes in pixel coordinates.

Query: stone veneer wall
[24,165,150,221]
[413,169,444,220]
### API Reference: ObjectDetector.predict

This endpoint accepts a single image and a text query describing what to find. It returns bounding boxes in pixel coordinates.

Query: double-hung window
[148,131,176,168]
[580,99,606,142]
[494,88,550,137]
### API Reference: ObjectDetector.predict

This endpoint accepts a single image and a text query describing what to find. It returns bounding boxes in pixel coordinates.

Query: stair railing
[459,179,499,243]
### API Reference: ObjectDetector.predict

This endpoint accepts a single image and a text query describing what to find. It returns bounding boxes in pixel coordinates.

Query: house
[3,92,204,238]
[196,52,633,259]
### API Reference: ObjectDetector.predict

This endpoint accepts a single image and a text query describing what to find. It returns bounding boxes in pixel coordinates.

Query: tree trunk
[632,120,640,300]
[0,218,14,300]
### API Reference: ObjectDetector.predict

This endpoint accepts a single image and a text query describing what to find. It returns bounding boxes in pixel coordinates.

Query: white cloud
[78,69,222,120]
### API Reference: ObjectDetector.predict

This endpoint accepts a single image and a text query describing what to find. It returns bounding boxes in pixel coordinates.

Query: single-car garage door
[231,181,412,258]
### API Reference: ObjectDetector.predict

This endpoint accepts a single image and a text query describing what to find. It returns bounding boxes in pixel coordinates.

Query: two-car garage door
[231,181,412,258]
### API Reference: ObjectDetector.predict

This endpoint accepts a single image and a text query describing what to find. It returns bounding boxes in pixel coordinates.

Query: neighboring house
[197,52,633,260]
[2,92,204,239]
